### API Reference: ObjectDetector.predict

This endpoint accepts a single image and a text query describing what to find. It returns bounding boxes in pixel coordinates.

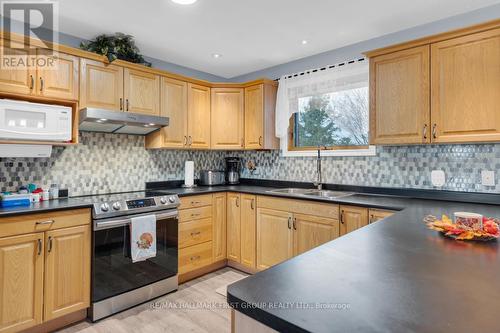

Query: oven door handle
[94,210,179,231]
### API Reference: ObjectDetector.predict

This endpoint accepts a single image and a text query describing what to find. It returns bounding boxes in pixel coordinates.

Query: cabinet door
[212,193,227,262]
[161,77,188,148]
[369,45,430,145]
[211,88,244,149]
[0,233,43,333]
[256,208,292,271]
[187,83,211,149]
[80,58,124,110]
[37,50,79,100]
[369,209,395,224]
[226,193,241,262]
[240,194,256,269]
[293,214,339,256]
[124,68,160,116]
[340,206,368,236]
[431,28,500,143]
[244,84,264,149]
[0,39,36,96]
[44,225,90,321]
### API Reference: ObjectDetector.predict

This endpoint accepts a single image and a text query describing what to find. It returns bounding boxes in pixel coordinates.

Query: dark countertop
[227,199,500,333]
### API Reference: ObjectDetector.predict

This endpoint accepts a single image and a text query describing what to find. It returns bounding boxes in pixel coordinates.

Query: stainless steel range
[89,190,180,321]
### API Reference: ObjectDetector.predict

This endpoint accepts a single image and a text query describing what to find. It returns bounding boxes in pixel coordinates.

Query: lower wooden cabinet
[226,193,241,262]
[0,233,44,333]
[293,214,339,256]
[340,205,369,236]
[0,209,91,333]
[256,208,292,271]
[369,209,395,224]
[44,225,90,321]
[178,241,213,275]
[212,193,227,262]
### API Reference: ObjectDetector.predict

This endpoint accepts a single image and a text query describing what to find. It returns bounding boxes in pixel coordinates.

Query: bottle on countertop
[49,184,59,200]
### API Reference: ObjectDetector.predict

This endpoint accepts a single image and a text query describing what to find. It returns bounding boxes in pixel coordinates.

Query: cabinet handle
[47,236,53,252]
[236,197,240,207]
[369,214,374,224]
[190,201,201,205]
[190,255,201,261]
[39,77,44,92]
[251,199,254,210]
[37,239,42,255]
[432,124,437,139]
[423,124,428,140]
[126,99,129,111]
[241,138,244,147]
[29,75,34,90]
[288,216,292,229]
[340,211,344,224]
[258,136,263,147]
[190,231,201,236]
[36,219,54,225]
[293,217,297,230]
[119,98,123,110]
[191,213,201,217]
[184,136,188,146]
[188,136,193,146]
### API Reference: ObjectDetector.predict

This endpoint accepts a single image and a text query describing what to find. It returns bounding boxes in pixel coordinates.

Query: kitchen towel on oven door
[130,214,157,262]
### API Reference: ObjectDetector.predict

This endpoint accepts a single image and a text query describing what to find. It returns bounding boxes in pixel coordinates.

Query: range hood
[79,108,168,135]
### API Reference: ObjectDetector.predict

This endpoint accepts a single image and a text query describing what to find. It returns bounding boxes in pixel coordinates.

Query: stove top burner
[88,190,180,219]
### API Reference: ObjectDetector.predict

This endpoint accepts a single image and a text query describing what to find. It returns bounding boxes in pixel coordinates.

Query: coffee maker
[225,157,241,185]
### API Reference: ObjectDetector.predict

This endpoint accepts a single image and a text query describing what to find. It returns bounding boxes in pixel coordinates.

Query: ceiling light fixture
[301,40,308,45]
[212,53,222,59]
[171,0,198,5]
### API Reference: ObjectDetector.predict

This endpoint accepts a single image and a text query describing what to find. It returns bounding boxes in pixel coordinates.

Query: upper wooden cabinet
[80,58,124,110]
[431,28,500,143]
[367,21,500,145]
[187,83,211,149]
[0,39,36,96]
[123,68,160,116]
[369,46,430,145]
[0,233,44,333]
[340,205,368,236]
[211,88,244,150]
[244,83,279,149]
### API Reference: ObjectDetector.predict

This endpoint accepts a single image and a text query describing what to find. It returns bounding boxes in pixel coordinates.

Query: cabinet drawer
[0,209,91,238]
[179,218,212,248]
[179,194,213,210]
[257,196,339,219]
[179,206,212,222]
[178,241,213,274]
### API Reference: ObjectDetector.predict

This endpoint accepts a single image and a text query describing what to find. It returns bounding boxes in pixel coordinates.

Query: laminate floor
[59,268,248,333]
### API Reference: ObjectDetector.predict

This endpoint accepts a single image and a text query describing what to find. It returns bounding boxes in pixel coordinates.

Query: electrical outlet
[431,170,445,187]
[481,170,495,186]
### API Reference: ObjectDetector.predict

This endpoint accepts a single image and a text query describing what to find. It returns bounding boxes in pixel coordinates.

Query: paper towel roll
[184,161,194,187]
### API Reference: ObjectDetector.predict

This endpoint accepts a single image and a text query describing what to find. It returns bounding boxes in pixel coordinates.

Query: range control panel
[126,198,156,209]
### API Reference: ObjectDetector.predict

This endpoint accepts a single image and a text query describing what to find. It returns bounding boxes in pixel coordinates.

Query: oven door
[92,210,178,303]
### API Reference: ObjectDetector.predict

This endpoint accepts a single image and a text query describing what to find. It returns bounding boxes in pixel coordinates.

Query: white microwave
[0,99,72,142]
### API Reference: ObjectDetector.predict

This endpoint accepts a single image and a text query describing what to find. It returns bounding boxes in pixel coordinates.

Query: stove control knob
[100,203,109,212]
[160,197,167,204]
[112,202,121,210]
[168,196,176,203]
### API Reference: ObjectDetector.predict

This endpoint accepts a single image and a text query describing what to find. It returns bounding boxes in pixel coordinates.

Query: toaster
[199,170,225,186]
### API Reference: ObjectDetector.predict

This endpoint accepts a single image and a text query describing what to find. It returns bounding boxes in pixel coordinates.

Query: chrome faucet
[313,147,326,190]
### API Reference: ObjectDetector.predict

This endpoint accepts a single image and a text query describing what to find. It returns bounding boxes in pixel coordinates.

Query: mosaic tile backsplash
[0,132,499,196]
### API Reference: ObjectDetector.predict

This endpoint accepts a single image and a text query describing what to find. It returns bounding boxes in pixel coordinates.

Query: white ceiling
[58,0,499,78]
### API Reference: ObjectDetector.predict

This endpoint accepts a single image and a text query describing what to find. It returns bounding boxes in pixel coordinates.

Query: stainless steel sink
[266,188,316,195]
[302,190,354,199]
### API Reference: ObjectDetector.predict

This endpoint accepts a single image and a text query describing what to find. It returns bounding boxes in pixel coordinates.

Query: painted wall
[230,3,500,81]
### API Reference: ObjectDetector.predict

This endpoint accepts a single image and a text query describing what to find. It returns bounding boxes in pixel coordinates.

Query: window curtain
[275,60,369,140]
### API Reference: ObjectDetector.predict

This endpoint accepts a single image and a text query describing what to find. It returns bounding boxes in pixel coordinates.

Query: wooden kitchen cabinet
[240,194,256,269]
[226,193,241,262]
[123,68,160,115]
[256,208,292,271]
[187,83,211,149]
[340,205,369,236]
[211,88,244,149]
[293,214,339,256]
[80,58,124,110]
[431,28,500,143]
[212,193,227,262]
[37,50,79,100]
[244,83,279,149]
[369,45,430,145]
[0,39,36,96]
[369,209,395,224]
[0,233,44,333]
[44,225,90,321]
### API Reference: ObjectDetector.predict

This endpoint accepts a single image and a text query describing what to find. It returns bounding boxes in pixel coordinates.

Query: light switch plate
[481,170,495,186]
[431,170,446,187]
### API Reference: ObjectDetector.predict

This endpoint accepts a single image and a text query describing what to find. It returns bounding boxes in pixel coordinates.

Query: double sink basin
[266,188,354,200]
